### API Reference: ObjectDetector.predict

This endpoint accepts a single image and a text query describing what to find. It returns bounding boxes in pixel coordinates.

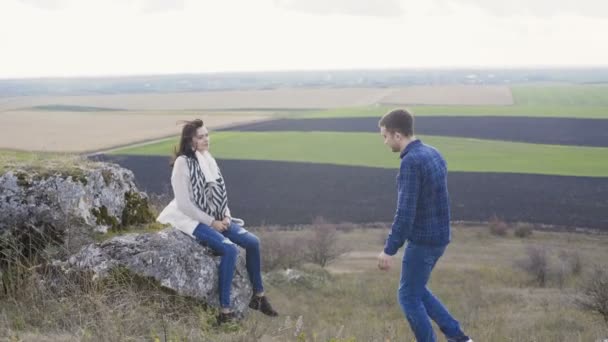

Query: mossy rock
[121,191,155,227]
[94,222,166,242]
[15,171,31,188]
[91,206,120,230]
[13,168,88,188]
[102,266,164,291]
[100,169,113,186]
[90,192,155,232]
[68,169,88,186]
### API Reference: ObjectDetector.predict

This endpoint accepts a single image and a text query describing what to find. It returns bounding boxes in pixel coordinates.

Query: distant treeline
[2,68,608,97]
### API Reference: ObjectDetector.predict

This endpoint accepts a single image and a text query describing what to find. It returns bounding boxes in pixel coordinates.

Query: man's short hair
[378,109,414,136]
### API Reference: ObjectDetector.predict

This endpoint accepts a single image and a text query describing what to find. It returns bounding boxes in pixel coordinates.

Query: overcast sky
[1,0,607,78]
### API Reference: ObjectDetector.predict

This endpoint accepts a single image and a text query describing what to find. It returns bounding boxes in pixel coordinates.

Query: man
[377,109,472,342]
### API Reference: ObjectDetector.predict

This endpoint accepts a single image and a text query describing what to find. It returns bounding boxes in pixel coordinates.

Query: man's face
[380,126,401,152]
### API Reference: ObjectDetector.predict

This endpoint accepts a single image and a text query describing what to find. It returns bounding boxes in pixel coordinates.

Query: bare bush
[489,215,509,237]
[553,258,570,289]
[306,217,347,268]
[515,247,584,288]
[559,250,583,276]
[552,251,581,289]
[257,229,308,271]
[577,265,608,326]
[516,245,550,287]
[514,223,533,238]
[334,222,356,233]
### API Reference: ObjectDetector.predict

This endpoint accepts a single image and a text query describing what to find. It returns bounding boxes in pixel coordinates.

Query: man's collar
[400,139,421,159]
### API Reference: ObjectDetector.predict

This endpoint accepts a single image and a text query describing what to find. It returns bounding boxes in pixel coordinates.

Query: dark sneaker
[249,295,278,316]
[216,311,237,325]
[447,336,473,342]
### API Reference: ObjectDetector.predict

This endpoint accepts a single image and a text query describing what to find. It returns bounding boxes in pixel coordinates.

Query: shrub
[257,229,308,271]
[514,223,533,238]
[559,250,583,276]
[577,265,608,326]
[489,215,509,237]
[516,245,549,287]
[306,217,346,268]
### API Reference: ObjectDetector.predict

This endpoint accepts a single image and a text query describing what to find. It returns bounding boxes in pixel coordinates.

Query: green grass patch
[110,132,608,177]
[512,85,608,106]
[296,105,608,119]
[94,222,167,242]
[0,149,92,174]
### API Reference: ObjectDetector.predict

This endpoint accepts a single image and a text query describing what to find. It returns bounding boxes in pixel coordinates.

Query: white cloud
[18,0,185,13]
[138,0,185,13]
[0,0,607,78]
[19,0,71,10]
[275,0,403,17]
[445,0,608,18]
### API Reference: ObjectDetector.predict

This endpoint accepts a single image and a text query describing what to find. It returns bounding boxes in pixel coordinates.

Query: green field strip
[110,132,608,177]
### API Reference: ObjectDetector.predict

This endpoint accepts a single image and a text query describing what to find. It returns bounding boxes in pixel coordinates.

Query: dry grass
[1,224,607,341]
[0,88,391,111]
[0,111,270,152]
[0,86,514,114]
[379,85,514,106]
[0,149,93,174]
[0,85,519,153]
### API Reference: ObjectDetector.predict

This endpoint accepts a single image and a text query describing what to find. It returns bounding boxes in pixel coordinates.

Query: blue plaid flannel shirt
[384,140,451,255]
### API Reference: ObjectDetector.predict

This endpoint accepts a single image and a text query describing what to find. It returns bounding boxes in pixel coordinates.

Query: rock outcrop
[58,228,253,315]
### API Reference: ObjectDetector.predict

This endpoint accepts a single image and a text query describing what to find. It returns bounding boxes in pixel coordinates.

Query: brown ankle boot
[216,311,237,325]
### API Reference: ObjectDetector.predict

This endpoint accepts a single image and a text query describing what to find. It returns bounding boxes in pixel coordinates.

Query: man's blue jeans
[399,243,465,342]
[192,222,264,308]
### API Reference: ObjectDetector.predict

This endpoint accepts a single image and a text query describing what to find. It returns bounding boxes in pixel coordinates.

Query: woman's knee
[247,234,260,250]
[223,242,240,258]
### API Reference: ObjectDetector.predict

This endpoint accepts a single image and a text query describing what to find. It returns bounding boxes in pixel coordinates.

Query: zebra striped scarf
[185,156,228,221]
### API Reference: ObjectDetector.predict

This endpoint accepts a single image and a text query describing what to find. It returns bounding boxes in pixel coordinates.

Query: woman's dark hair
[171,119,203,166]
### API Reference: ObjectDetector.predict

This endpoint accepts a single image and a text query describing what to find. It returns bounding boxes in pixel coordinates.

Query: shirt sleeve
[171,157,215,226]
[384,158,421,255]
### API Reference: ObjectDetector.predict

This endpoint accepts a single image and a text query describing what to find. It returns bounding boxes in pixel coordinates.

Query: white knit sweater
[156,154,233,237]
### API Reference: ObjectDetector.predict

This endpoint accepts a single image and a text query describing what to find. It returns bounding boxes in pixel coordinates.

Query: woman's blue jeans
[192,222,264,308]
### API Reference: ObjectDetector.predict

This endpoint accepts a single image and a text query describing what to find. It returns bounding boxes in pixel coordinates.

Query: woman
[157,119,278,324]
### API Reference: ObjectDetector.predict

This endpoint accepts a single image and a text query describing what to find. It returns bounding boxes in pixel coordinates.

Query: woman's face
[192,126,210,152]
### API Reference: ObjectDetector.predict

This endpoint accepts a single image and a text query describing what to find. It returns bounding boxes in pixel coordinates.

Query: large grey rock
[59,228,253,315]
[0,162,154,236]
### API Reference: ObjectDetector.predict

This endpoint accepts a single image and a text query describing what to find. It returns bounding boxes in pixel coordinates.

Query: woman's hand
[211,220,228,232]
[222,216,231,226]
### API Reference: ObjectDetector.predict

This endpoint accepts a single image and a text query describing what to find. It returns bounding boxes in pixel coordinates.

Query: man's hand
[211,220,228,232]
[377,251,392,271]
